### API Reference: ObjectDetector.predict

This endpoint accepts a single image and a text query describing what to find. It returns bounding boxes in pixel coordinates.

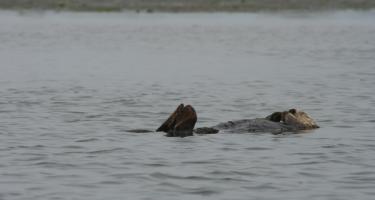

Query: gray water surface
[1,10,375,200]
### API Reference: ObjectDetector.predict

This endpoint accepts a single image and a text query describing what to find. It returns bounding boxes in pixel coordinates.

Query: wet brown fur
[267,108,319,130]
[158,105,318,136]
[156,104,197,137]
[282,109,319,129]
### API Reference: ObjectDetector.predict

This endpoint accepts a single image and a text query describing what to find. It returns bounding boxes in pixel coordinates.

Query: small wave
[220,147,238,151]
[158,181,184,188]
[181,160,214,164]
[1,173,27,177]
[16,145,45,149]
[61,183,100,189]
[321,143,352,148]
[150,172,212,181]
[102,98,138,105]
[64,119,81,123]
[242,183,279,190]
[291,152,325,156]
[344,176,375,182]
[349,171,375,176]
[109,173,152,180]
[85,114,104,119]
[98,180,123,185]
[150,172,248,184]
[142,163,169,167]
[26,187,44,191]
[51,101,78,106]
[184,188,220,196]
[298,172,326,178]
[75,138,99,142]
[127,129,153,133]
[15,156,47,162]
[245,147,273,151]
[87,147,124,154]
[65,111,86,114]
[289,161,323,166]
[33,161,76,168]
[208,170,258,178]
[61,145,85,149]
[332,125,355,128]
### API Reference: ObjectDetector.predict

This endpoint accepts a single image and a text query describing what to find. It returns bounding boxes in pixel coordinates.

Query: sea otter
[155,104,319,137]
[156,104,197,137]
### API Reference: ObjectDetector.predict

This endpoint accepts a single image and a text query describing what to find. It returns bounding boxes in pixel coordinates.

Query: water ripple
[87,147,125,154]
[1,11,375,200]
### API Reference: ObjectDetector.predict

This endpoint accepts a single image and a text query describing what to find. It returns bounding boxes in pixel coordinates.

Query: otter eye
[289,109,297,114]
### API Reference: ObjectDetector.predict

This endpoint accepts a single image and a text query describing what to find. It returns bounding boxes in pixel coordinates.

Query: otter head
[280,111,291,122]
[266,112,282,122]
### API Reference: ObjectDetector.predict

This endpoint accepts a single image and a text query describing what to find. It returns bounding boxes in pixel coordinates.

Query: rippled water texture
[1,10,375,200]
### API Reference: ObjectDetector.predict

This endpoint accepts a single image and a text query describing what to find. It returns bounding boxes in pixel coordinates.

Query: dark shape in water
[127,129,154,133]
[156,104,197,137]
[194,127,219,134]
[157,104,319,137]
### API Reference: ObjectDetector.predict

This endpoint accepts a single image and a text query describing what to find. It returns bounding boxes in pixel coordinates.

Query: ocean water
[0,10,375,200]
